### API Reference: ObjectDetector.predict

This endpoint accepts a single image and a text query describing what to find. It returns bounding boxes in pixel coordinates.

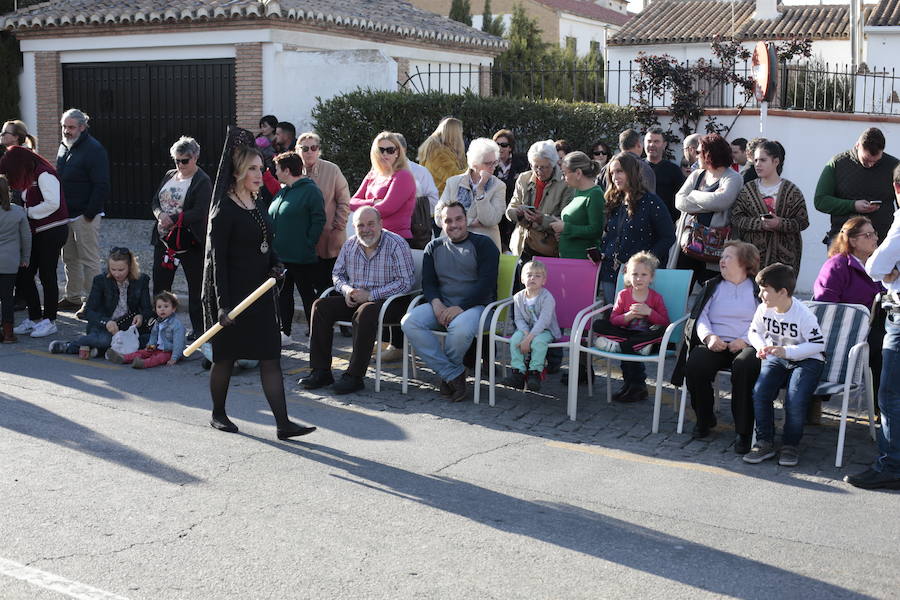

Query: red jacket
[0,146,69,233]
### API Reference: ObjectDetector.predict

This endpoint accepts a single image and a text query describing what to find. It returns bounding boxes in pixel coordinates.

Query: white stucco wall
[265,48,397,133]
[558,13,618,56]
[652,111,900,293]
[865,28,900,69]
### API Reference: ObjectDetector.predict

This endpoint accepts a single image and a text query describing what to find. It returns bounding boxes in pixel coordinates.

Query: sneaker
[501,369,526,389]
[778,445,800,467]
[30,319,58,338]
[844,467,900,490]
[132,357,145,369]
[48,340,66,354]
[78,345,97,360]
[526,370,543,392]
[593,336,621,353]
[105,348,126,364]
[75,304,87,320]
[280,332,295,347]
[13,319,36,334]
[742,441,777,464]
[379,345,404,363]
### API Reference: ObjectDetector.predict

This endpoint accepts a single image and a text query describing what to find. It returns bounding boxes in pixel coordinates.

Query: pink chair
[487,257,603,406]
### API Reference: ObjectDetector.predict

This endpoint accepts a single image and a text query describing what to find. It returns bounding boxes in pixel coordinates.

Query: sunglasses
[174,158,192,165]
[592,150,608,156]
[299,145,319,153]
[110,246,132,256]
[496,142,511,148]
[378,146,397,155]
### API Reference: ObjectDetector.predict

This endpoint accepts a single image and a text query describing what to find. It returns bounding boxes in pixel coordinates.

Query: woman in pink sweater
[350,131,416,241]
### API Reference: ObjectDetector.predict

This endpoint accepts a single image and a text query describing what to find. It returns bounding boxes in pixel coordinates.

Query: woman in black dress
[201,127,315,440]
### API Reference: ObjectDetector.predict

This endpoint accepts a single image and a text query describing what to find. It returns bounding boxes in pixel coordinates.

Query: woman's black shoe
[332,373,364,395]
[734,434,752,454]
[277,422,317,440]
[616,385,649,403]
[210,415,239,433]
[611,383,632,402]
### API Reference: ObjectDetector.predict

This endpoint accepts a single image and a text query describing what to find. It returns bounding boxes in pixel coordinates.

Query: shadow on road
[0,392,202,485]
[250,438,873,599]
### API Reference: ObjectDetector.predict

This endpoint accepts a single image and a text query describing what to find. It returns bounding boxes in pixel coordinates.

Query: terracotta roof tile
[1,0,507,50]
[536,0,632,26]
[610,0,862,46]
[868,0,900,26]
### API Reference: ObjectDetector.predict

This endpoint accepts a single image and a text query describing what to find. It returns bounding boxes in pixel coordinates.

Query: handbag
[523,225,559,257]
[110,324,140,355]
[161,213,199,270]
[679,171,730,263]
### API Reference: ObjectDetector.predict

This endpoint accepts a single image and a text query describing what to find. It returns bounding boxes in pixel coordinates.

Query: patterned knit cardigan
[730,178,809,274]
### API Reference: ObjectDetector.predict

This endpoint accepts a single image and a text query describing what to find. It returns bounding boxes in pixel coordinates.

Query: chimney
[752,0,780,20]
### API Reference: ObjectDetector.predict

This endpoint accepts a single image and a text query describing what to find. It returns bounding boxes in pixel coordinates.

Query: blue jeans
[876,315,900,475]
[64,324,149,354]
[509,330,553,372]
[753,356,824,446]
[402,303,484,381]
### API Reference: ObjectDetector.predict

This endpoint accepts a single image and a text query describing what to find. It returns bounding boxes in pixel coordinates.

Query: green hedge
[311,90,635,189]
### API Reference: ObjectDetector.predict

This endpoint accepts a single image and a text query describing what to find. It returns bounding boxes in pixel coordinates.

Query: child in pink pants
[106,291,186,368]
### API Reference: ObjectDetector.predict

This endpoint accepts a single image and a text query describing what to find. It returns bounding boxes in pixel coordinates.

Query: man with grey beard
[299,206,415,395]
[56,108,110,318]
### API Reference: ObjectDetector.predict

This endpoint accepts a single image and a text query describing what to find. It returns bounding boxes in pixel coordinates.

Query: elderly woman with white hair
[149,135,212,338]
[505,139,574,259]
[433,137,506,249]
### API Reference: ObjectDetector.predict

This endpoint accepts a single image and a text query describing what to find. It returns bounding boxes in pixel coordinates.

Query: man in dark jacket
[401,201,499,402]
[56,108,110,315]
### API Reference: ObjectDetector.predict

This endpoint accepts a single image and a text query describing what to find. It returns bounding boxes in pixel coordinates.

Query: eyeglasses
[174,158,192,165]
[592,150,608,157]
[531,163,553,171]
[481,160,499,167]
[496,142,511,148]
[852,231,878,239]
[299,145,319,153]
[378,146,397,155]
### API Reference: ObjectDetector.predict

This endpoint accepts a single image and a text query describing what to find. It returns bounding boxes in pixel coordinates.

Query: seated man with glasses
[299,206,414,395]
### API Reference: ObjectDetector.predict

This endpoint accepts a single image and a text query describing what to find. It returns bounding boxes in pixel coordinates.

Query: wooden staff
[183,277,277,357]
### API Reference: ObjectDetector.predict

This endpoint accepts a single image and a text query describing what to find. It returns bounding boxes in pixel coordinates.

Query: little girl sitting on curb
[106,291,186,368]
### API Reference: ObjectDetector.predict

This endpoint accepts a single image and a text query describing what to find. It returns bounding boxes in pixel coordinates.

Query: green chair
[473,253,519,404]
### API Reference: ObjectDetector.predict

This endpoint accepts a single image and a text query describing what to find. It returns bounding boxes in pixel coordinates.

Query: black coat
[494,153,529,204]
[56,132,110,219]
[670,275,760,386]
[149,167,213,247]
[84,273,153,331]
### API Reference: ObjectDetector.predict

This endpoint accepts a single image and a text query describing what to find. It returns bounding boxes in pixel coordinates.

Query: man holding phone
[815,127,899,246]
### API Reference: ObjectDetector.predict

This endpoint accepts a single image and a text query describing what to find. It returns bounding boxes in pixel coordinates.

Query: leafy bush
[311,89,635,188]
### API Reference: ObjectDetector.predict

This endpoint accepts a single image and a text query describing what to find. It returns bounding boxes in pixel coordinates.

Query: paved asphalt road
[1,310,897,600]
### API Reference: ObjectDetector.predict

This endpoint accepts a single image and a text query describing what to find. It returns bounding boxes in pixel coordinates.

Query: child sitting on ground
[106,291,186,368]
[744,263,825,467]
[593,251,670,403]
[502,260,561,392]
[48,247,152,358]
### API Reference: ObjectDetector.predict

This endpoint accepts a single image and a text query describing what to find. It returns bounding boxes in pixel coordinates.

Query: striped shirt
[333,229,414,301]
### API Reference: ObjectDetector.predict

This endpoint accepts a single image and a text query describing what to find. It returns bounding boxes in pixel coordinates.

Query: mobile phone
[759,213,775,219]
[869,200,882,205]
[586,247,602,264]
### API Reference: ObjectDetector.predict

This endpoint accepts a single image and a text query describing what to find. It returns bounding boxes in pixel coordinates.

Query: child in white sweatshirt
[744,263,825,467]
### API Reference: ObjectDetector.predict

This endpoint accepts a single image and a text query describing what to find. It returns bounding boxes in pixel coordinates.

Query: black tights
[210,358,291,428]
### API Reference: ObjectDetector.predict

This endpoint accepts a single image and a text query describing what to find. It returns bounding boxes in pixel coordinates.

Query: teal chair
[568,268,693,432]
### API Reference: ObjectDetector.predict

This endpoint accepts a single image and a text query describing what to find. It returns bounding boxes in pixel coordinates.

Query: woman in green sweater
[269,151,326,341]
[552,151,605,259]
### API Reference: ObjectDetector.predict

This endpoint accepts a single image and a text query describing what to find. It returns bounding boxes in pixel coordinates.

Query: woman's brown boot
[1,322,17,343]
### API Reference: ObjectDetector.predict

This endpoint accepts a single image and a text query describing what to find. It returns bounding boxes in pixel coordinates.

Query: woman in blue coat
[599,152,676,303]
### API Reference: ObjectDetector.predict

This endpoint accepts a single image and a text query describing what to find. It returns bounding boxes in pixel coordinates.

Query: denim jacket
[148,314,187,361]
